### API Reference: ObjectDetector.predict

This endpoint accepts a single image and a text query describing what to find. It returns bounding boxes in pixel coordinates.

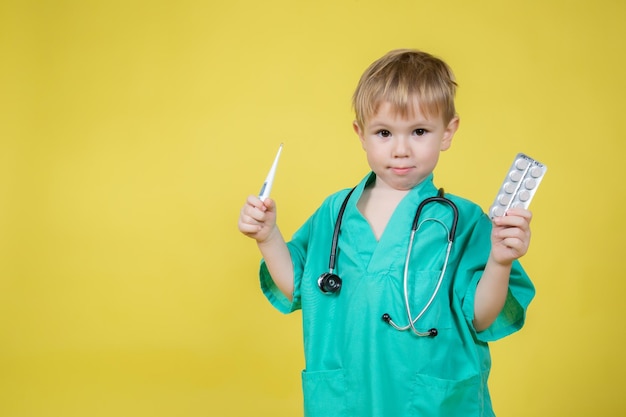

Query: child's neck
[357,183,409,241]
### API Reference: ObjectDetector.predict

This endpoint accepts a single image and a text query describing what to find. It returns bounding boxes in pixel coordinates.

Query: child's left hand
[490,208,532,265]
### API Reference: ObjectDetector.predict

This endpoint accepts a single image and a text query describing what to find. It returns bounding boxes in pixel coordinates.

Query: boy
[238,49,535,416]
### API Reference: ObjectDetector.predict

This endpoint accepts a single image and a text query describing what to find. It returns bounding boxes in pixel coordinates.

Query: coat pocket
[410,372,489,417]
[301,368,348,417]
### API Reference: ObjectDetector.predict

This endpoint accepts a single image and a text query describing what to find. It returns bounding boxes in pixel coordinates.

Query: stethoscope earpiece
[318,272,342,294]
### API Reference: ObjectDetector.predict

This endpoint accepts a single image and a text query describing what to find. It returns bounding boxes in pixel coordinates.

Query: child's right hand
[238,195,277,243]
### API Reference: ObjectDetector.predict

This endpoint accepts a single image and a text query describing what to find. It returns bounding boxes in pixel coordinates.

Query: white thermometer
[259,143,283,201]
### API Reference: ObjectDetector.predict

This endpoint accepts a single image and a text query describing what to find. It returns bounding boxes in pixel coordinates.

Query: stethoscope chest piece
[318,272,342,294]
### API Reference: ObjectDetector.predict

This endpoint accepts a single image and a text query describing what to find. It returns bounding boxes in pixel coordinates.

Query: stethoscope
[317,186,459,338]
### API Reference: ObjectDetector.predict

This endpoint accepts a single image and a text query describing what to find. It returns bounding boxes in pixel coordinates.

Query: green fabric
[260,172,535,417]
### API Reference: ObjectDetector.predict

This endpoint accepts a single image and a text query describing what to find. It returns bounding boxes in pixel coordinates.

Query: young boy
[238,49,535,416]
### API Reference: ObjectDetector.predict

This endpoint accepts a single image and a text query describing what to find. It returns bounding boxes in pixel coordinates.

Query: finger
[504,208,532,223]
[493,214,530,230]
[495,226,530,245]
[238,221,262,235]
[246,194,266,211]
[262,197,276,212]
[502,238,529,257]
[241,203,269,223]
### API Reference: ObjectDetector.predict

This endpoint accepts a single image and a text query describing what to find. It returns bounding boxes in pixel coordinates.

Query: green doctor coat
[260,172,535,417]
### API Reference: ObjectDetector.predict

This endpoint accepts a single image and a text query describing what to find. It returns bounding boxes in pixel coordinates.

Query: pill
[515,158,530,170]
[518,190,531,202]
[530,166,543,178]
[524,178,537,189]
[498,193,512,205]
[503,182,516,193]
[509,170,522,182]
[491,206,506,217]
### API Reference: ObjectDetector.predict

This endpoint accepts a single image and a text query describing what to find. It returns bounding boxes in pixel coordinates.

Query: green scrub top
[260,173,535,417]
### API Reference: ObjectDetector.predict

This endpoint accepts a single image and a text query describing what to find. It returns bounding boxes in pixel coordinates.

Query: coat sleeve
[259,215,312,314]
[456,211,536,342]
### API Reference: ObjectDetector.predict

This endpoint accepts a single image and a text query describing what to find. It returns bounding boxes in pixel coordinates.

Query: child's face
[353,99,459,191]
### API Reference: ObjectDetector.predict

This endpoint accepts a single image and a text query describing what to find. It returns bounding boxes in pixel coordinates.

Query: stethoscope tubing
[319,186,459,338]
[393,221,453,336]
[327,187,356,274]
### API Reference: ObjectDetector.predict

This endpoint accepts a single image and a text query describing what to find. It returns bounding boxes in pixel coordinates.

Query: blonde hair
[352,49,457,129]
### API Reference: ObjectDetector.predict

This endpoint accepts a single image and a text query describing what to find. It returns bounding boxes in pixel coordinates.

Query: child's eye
[413,128,427,136]
[376,130,391,138]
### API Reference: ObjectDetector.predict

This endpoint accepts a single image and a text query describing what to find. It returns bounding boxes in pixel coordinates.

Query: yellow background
[1,0,625,416]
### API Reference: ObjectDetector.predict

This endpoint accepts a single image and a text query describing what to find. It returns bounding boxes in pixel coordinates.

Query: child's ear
[441,115,460,151]
[353,121,366,149]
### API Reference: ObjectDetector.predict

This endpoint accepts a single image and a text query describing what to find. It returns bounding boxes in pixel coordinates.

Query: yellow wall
[1,0,625,416]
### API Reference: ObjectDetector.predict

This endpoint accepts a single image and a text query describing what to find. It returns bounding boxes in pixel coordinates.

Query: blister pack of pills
[489,153,547,219]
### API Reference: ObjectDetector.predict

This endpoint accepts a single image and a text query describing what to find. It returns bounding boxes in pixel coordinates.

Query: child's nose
[392,137,410,156]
